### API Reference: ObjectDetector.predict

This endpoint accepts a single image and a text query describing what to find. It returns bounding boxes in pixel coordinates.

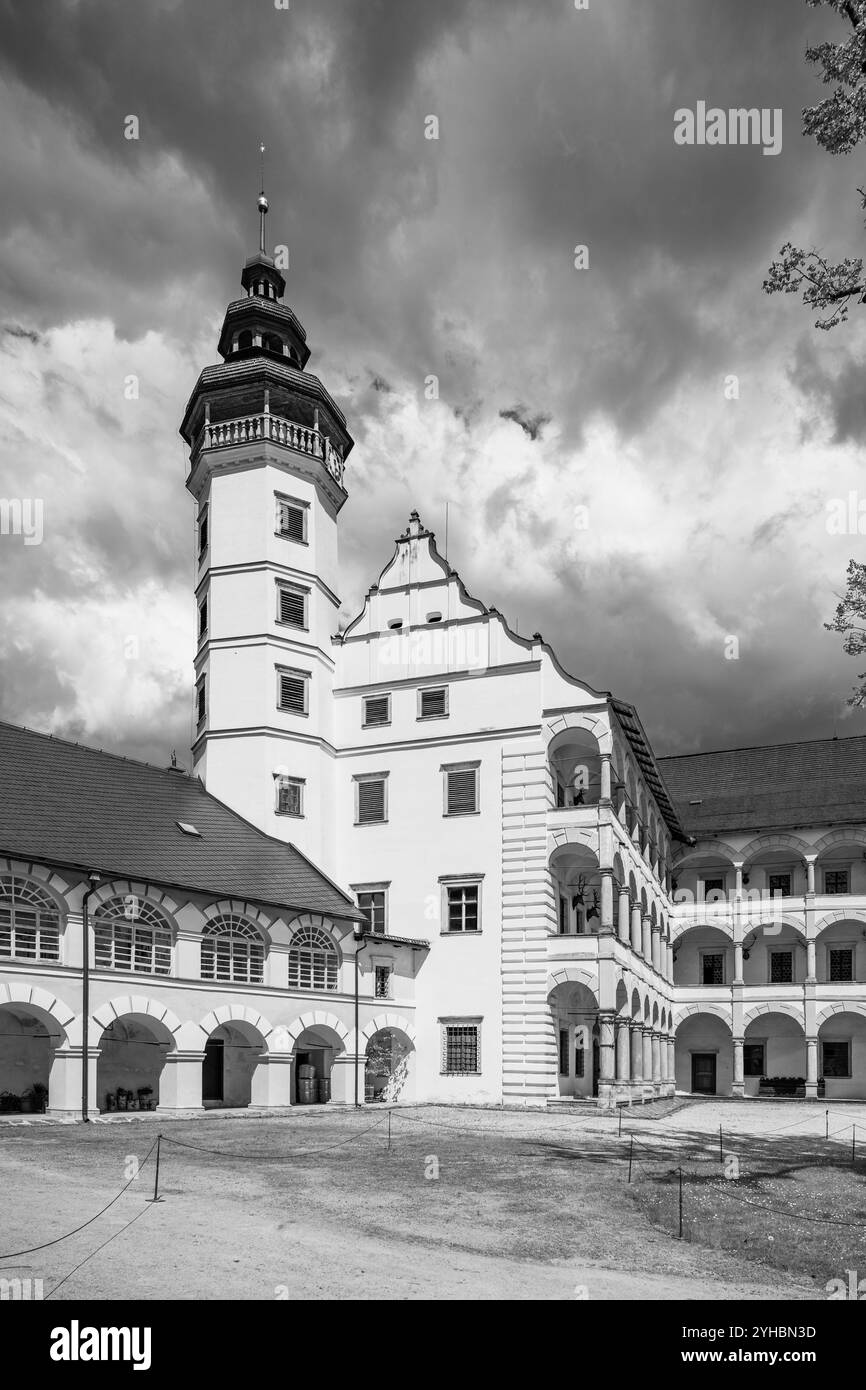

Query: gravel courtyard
[0,1099,853,1301]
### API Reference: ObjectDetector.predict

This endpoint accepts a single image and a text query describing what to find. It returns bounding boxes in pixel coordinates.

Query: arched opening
[675,1013,732,1096]
[818,1012,866,1100]
[293,1024,346,1104]
[202,1019,267,1110]
[364,1028,415,1104]
[672,924,732,987]
[549,980,599,1098]
[816,838,866,898]
[741,920,806,987]
[744,1012,806,1097]
[263,332,283,355]
[236,329,253,351]
[816,918,865,984]
[0,1003,64,1113]
[548,727,601,809]
[672,848,735,908]
[97,1013,174,1112]
[549,844,600,936]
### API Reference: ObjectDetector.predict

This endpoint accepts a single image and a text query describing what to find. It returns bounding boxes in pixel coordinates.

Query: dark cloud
[499,405,551,440]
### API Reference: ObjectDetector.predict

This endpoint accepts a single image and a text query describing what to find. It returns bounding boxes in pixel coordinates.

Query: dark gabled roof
[657,734,866,838]
[0,721,362,921]
[610,699,687,840]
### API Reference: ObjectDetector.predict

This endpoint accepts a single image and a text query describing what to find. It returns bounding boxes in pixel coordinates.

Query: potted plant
[138,1086,154,1111]
[31,1083,48,1114]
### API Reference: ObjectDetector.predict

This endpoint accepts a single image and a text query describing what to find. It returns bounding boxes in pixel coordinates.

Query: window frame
[362,693,392,729]
[699,875,727,904]
[442,761,480,817]
[274,774,305,818]
[439,1017,482,1076]
[287,923,339,992]
[201,914,265,985]
[352,882,389,934]
[743,1041,765,1077]
[439,874,483,935]
[699,949,726,986]
[823,866,851,896]
[766,866,794,899]
[354,772,389,826]
[0,876,63,965]
[374,964,392,1000]
[821,1038,852,1078]
[276,665,310,716]
[198,504,209,561]
[827,942,856,983]
[195,674,206,727]
[198,594,208,641]
[418,685,449,721]
[93,896,173,978]
[768,947,795,985]
[275,492,309,545]
[276,580,309,630]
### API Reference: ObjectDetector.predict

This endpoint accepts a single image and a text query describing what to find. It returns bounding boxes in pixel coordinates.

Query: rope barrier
[159,1113,388,1160]
[45,1202,155,1300]
[0,1136,158,1261]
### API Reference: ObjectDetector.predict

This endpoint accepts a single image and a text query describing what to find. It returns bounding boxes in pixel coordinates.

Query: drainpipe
[81,873,102,1122]
[353,923,369,1108]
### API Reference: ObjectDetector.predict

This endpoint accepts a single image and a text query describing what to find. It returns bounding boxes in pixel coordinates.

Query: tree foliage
[826,560,866,705]
[764,0,866,329]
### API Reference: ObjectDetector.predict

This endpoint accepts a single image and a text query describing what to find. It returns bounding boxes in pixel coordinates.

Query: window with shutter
[277,500,306,541]
[445,766,478,815]
[278,674,307,713]
[198,598,208,638]
[419,687,447,718]
[198,509,208,557]
[356,778,386,824]
[278,587,306,627]
[196,679,206,724]
[363,695,391,727]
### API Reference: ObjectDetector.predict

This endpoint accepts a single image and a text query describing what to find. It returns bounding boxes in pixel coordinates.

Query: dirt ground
[0,1101,835,1300]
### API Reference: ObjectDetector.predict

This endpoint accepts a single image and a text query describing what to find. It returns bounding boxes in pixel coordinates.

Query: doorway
[691,1052,716,1095]
[203,1038,224,1103]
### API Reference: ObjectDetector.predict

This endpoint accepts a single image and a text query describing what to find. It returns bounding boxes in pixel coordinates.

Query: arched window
[93,896,172,976]
[288,924,338,991]
[237,329,253,351]
[202,913,264,984]
[0,875,61,961]
[263,333,283,355]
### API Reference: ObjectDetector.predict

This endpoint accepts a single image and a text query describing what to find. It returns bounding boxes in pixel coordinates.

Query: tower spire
[257,142,268,256]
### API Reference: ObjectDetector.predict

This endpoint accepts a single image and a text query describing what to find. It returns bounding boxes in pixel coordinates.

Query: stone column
[157,1050,206,1112]
[806,937,817,983]
[250,1052,294,1108]
[47,1046,100,1118]
[734,861,744,896]
[733,940,744,984]
[630,1023,643,1084]
[642,914,652,962]
[642,1028,653,1088]
[732,1036,744,1098]
[805,856,816,895]
[806,1036,819,1100]
[600,869,615,935]
[631,902,642,954]
[618,887,630,944]
[598,1011,616,1107]
[651,1031,661,1085]
[600,754,612,803]
[651,925,661,973]
[667,1034,676,1092]
[615,1019,630,1082]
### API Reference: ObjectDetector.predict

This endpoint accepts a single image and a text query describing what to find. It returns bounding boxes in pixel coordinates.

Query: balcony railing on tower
[192,410,345,486]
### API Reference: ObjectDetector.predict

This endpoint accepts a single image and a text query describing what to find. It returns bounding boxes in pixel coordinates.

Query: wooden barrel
[298,1063,316,1079]
[297,1077,317,1104]
[318,1077,331,1103]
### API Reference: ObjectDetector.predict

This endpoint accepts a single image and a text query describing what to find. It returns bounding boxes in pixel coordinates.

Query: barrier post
[147,1134,163,1204]
[627,1134,634,1183]
[678,1166,683,1239]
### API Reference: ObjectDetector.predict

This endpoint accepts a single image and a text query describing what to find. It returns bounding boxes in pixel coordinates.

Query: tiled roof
[0,722,362,921]
[610,699,687,840]
[657,734,866,838]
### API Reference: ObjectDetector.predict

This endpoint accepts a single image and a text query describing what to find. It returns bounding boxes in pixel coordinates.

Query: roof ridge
[0,719,193,781]
[658,732,866,762]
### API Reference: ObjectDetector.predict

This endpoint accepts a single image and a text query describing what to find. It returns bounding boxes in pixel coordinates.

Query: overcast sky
[1,0,865,768]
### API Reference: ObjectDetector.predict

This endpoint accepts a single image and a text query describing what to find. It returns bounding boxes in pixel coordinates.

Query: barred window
[701,952,724,985]
[769,950,793,984]
[442,1022,480,1074]
[201,913,264,984]
[446,885,479,933]
[93,896,172,976]
[0,876,61,963]
[374,965,392,999]
[276,498,306,541]
[288,924,339,991]
[558,1028,569,1076]
[829,947,854,982]
[768,872,791,897]
[444,764,479,816]
[825,870,849,895]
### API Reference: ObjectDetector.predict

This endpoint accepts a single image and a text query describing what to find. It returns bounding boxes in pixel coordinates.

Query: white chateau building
[2,198,866,1115]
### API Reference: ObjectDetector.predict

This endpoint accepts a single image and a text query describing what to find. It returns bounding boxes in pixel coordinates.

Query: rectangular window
[768,872,791,897]
[198,507,208,558]
[743,1043,765,1077]
[556,782,566,808]
[277,585,307,628]
[195,678,206,725]
[277,670,308,714]
[829,947,854,982]
[363,694,391,727]
[419,686,448,719]
[822,1040,851,1078]
[825,869,849,895]
[374,965,392,1000]
[701,952,724,985]
[558,1028,569,1076]
[574,1036,585,1078]
[444,764,479,816]
[357,889,386,934]
[355,775,387,824]
[446,884,479,933]
[275,775,303,817]
[701,877,725,900]
[276,497,307,542]
[769,950,793,984]
[198,597,208,639]
[558,895,568,935]
[442,1023,480,1075]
